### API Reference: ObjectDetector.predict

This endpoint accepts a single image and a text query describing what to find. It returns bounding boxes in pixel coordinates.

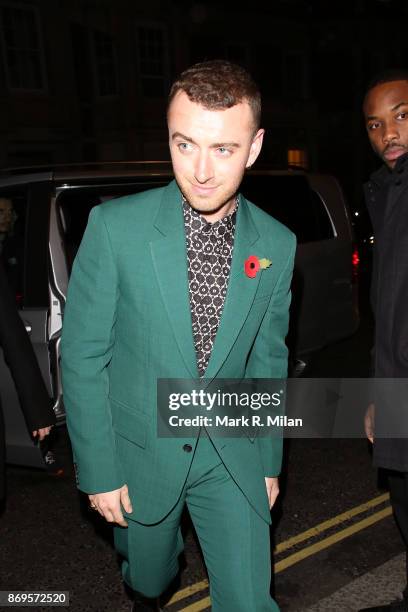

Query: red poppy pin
[244,255,272,278]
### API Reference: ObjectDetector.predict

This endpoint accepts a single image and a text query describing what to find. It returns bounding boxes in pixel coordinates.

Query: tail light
[352,245,360,283]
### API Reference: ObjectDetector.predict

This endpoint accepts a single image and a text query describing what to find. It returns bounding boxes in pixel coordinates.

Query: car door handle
[23,321,32,335]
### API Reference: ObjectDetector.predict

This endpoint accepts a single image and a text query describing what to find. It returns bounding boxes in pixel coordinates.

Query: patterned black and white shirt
[183,198,238,377]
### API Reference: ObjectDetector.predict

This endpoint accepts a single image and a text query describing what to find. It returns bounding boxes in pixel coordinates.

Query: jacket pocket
[110,396,148,449]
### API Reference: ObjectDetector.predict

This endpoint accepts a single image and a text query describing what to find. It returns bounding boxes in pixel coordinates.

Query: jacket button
[398,167,404,174]
[183,444,192,452]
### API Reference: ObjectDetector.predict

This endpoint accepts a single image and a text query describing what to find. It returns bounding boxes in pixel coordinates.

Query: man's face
[364,80,408,169]
[168,91,264,221]
[0,199,13,233]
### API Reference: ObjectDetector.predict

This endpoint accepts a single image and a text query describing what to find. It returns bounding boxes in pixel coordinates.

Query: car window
[0,189,28,306]
[241,174,334,244]
[57,179,170,272]
[57,173,336,274]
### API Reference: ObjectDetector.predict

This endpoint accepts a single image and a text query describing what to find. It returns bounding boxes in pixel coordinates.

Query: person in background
[361,69,408,612]
[0,197,15,253]
[0,256,56,507]
[0,197,22,293]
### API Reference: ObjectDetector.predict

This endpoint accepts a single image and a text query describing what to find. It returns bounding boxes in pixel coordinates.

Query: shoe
[359,597,408,611]
[130,594,163,611]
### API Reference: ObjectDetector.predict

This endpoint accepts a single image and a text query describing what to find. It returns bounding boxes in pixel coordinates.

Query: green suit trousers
[114,433,279,611]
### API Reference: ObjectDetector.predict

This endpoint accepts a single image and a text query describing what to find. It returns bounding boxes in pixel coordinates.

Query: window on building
[284,53,306,100]
[71,22,94,102]
[137,25,168,97]
[288,148,308,169]
[312,50,352,111]
[93,30,117,96]
[0,4,46,91]
[252,44,283,97]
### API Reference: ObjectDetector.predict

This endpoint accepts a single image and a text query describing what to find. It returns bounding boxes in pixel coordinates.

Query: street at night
[2,270,405,612]
[1,2,408,611]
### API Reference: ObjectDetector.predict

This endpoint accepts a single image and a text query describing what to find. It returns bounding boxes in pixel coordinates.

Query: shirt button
[183,444,193,452]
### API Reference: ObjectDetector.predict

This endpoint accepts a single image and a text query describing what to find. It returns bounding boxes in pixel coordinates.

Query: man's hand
[365,403,375,444]
[32,426,53,441]
[88,484,133,527]
[265,477,279,509]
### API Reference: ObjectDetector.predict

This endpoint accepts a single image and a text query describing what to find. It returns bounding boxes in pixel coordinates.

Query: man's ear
[246,129,265,168]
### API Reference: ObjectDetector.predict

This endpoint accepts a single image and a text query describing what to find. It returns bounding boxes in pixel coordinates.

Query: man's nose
[194,152,214,183]
[383,122,400,144]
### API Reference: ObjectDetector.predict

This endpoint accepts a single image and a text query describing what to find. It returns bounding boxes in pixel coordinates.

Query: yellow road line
[166,580,209,605]
[177,597,211,611]
[275,492,390,554]
[176,495,392,611]
[274,506,392,573]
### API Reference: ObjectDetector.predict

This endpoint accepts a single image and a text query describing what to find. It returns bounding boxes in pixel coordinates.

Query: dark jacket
[0,257,56,500]
[364,152,408,471]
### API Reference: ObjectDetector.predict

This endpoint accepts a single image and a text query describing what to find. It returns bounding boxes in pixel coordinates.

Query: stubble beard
[186,194,235,216]
[177,179,241,218]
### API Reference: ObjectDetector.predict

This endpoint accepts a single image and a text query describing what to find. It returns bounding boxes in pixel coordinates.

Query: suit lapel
[205,196,261,380]
[150,181,198,378]
[150,186,263,381]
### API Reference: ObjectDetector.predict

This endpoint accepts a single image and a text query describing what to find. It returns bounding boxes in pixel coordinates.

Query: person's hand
[32,426,53,441]
[265,477,279,509]
[365,402,375,444]
[88,484,132,527]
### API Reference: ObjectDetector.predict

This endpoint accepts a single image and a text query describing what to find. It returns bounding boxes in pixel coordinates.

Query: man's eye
[397,112,407,120]
[178,143,193,152]
[368,123,379,131]
[217,147,231,156]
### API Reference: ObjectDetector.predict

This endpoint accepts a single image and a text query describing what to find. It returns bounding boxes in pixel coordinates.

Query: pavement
[304,553,406,612]
[2,272,407,611]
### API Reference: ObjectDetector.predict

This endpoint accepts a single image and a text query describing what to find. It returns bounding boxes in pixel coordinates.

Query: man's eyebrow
[172,131,195,143]
[366,101,408,121]
[171,132,240,148]
[210,141,241,148]
[392,101,408,111]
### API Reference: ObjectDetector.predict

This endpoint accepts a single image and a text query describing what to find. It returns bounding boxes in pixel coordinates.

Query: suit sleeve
[244,232,296,477]
[0,257,55,431]
[61,206,125,494]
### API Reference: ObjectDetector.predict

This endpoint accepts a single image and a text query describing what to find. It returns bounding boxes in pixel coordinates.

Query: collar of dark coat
[366,151,408,189]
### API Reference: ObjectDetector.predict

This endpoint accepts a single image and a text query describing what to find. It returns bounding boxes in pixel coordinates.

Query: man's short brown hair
[168,60,261,130]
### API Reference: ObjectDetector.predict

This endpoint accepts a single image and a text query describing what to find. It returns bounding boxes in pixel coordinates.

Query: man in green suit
[61,60,296,611]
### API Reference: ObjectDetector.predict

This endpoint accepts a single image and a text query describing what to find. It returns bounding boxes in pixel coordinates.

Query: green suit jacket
[61,180,296,525]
